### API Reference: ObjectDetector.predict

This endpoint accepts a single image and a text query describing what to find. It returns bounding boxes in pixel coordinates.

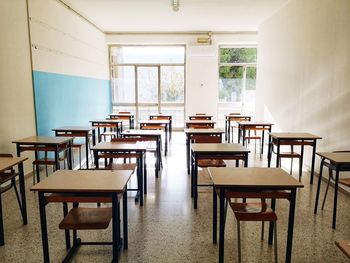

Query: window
[218,47,257,126]
[110,46,185,128]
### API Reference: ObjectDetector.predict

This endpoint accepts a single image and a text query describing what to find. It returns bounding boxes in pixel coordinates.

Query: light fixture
[172,0,179,12]
[197,32,212,45]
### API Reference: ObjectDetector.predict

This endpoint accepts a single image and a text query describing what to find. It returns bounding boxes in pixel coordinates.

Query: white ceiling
[62,0,288,32]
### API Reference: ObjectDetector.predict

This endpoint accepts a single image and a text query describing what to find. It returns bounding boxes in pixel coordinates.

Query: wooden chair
[0,154,21,212]
[226,191,282,263]
[320,150,350,210]
[335,240,350,259]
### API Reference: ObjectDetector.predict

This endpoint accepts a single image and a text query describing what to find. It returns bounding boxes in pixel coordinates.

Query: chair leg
[274,221,278,263]
[290,158,293,175]
[321,173,332,210]
[237,220,242,263]
[261,221,264,240]
[32,164,35,185]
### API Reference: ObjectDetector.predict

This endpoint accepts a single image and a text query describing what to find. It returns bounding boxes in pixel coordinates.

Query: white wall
[256,0,350,169]
[0,0,36,171]
[106,33,258,121]
[29,0,109,79]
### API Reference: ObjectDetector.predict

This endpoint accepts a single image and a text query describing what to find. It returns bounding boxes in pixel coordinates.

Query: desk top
[191,143,250,153]
[109,113,134,117]
[209,167,304,189]
[122,129,163,136]
[13,136,74,145]
[317,152,350,164]
[0,157,28,172]
[90,119,122,124]
[52,126,96,132]
[149,114,172,118]
[226,115,251,119]
[184,128,224,134]
[91,141,148,151]
[186,120,216,124]
[238,121,274,126]
[225,113,241,117]
[139,120,170,124]
[269,132,322,140]
[30,170,132,193]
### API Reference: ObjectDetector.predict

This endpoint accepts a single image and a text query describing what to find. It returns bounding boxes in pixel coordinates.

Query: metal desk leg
[18,162,27,225]
[0,193,4,246]
[112,193,120,263]
[219,189,225,263]
[332,167,340,229]
[314,159,324,214]
[85,134,89,169]
[276,141,280,168]
[213,188,217,244]
[286,189,297,263]
[186,135,190,175]
[165,125,168,156]
[310,140,317,184]
[225,118,228,142]
[267,136,272,167]
[38,192,50,263]
[123,188,128,250]
[194,156,198,209]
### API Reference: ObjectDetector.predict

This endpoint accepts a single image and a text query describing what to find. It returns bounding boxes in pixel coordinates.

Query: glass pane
[111,66,135,103]
[219,66,244,102]
[246,67,256,90]
[137,67,158,103]
[138,106,158,121]
[111,46,185,64]
[161,66,184,103]
[219,48,257,63]
[112,105,136,115]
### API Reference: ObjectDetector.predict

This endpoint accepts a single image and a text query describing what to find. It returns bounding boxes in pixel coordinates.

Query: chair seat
[279,152,301,158]
[32,158,56,165]
[339,178,350,187]
[0,172,17,184]
[141,125,164,130]
[59,207,112,230]
[198,159,226,167]
[230,202,277,222]
[106,163,137,173]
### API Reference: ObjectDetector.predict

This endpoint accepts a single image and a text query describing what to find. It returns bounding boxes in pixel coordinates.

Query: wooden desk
[190,143,250,209]
[209,167,304,263]
[185,120,216,129]
[267,132,322,184]
[314,152,350,229]
[335,240,350,259]
[122,129,163,178]
[13,136,74,181]
[109,113,135,129]
[184,128,224,174]
[139,120,170,156]
[52,126,96,169]
[30,170,132,263]
[91,142,147,206]
[149,114,172,141]
[188,114,213,120]
[224,113,240,141]
[0,156,28,246]
[227,115,251,143]
[237,121,273,155]
[90,119,123,142]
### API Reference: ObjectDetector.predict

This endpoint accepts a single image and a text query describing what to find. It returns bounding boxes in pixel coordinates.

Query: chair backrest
[0,153,13,158]
[191,134,221,143]
[111,138,138,143]
[151,116,169,120]
[118,111,131,114]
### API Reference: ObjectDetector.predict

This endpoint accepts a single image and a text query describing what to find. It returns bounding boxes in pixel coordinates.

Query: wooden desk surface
[109,113,134,117]
[317,152,350,164]
[225,113,241,117]
[0,157,28,172]
[184,128,224,134]
[13,136,74,145]
[90,120,122,124]
[139,120,170,124]
[52,126,96,132]
[185,120,216,124]
[335,240,350,259]
[91,141,148,151]
[30,170,132,193]
[208,167,304,189]
[122,129,163,136]
[227,115,251,119]
[149,114,172,118]
[238,121,274,126]
[191,143,250,153]
[269,132,322,140]
[188,114,213,118]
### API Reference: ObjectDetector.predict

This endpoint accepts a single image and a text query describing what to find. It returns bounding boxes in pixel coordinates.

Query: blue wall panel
[33,71,111,136]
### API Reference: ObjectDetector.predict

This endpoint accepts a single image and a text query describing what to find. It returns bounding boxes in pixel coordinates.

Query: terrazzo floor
[0,132,349,262]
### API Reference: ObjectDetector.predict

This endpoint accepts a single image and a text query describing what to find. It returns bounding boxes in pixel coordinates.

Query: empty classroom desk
[109,113,135,129]
[227,115,251,143]
[267,132,322,184]
[190,143,250,209]
[52,126,96,169]
[224,113,241,141]
[90,119,123,142]
[30,169,132,263]
[149,114,172,140]
[188,114,213,120]
[13,136,74,181]
[184,128,224,174]
[185,120,216,129]
[0,156,28,246]
[209,167,304,263]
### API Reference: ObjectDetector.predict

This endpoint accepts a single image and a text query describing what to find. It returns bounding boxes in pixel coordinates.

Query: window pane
[137,67,158,103]
[219,66,243,102]
[111,66,135,103]
[111,46,185,64]
[159,104,184,128]
[161,66,184,103]
[246,67,256,90]
[219,48,257,63]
